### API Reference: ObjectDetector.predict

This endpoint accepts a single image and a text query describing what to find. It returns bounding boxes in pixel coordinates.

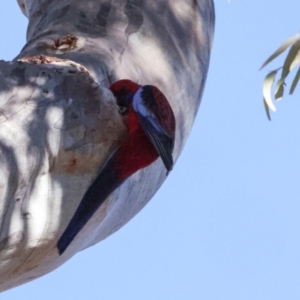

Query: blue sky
[2,1,300,299]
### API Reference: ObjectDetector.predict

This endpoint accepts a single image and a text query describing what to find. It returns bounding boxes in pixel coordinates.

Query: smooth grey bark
[0,0,215,291]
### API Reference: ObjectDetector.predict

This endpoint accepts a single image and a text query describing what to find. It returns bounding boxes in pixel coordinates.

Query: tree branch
[0,0,215,291]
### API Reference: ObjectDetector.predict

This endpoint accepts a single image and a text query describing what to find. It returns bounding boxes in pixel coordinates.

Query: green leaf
[260,33,300,70]
[274,78,284,100]
[263,98,271,121]
[275,81,284,101]
[281,39,300,79]
[262,70,277,113]
[290,50,300,72]
[289,67,300,94]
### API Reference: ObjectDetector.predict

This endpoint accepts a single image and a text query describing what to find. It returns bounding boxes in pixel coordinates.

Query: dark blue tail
[57,163,123,255]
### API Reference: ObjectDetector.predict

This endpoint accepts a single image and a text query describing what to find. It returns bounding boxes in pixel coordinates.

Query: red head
[110,80,140,108]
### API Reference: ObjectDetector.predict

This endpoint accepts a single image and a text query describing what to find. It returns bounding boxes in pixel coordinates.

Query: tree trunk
[0,0,215,291]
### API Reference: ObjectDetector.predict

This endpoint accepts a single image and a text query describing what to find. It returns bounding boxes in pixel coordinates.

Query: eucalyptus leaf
[263,98,271,121]
[275,82,284,101]
[260,33,300,70]
[262,70,277,112]
[289,67,300,94]
[290,50,300,71]
[281,39,300,79]
[275,78,284,95]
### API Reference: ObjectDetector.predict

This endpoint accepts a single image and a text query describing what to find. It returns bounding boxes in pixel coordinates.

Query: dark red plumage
[138,85,175,138]
[110,79,175,174]
[113,105,159,179]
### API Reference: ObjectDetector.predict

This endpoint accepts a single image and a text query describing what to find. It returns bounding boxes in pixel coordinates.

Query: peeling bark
[0,0,215,291]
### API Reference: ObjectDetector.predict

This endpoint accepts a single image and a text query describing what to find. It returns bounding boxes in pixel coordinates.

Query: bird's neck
[113,106,159,180]
[126,104,140,133]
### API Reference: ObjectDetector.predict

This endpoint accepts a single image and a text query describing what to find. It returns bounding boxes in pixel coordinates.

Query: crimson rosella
[57,79,176,255]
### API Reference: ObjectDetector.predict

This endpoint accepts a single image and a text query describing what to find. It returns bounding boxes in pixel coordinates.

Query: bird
[57,79,176,255]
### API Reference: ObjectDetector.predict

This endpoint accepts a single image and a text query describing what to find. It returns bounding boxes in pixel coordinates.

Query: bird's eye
[118,106,128,116]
